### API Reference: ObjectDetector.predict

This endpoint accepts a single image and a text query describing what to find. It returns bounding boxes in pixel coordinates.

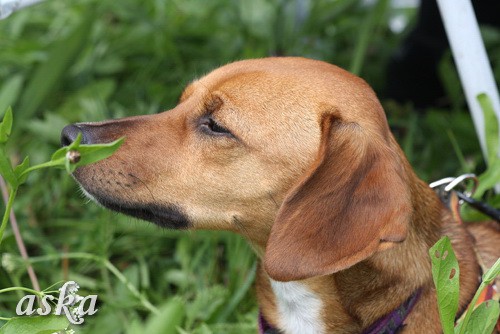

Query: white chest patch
[270,279,325,334]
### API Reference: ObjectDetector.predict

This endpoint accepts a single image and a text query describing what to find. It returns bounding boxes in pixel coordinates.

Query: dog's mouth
[71,167,190,229]
[86,191,190,229]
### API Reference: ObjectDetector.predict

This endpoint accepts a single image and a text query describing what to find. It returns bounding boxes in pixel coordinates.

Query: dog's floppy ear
[264,114,412,281]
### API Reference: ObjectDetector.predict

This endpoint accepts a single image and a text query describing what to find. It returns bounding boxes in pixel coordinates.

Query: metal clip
[430,173,479,206]
[430,174,500,222]
[430,173,478,197]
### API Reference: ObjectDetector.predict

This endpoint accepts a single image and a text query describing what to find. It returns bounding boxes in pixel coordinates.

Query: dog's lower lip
[91,194,190,229]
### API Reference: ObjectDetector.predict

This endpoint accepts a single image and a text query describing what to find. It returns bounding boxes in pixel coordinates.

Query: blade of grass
[143,298,185,334]
[16,12,92,122]
[447,129,471,173]
[216,261,256,322]
[350,0,390,75]
[401,111,418,162]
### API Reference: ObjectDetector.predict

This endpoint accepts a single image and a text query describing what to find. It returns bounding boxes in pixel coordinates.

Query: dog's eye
[199,116,233,137]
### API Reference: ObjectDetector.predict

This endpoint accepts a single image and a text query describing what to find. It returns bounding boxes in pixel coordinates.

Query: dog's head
[62,57,412,281]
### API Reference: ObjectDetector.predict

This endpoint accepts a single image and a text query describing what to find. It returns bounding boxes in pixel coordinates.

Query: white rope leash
[436,0,500,162]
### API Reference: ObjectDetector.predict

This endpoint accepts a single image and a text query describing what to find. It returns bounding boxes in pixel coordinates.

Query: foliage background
[0,0,499,333]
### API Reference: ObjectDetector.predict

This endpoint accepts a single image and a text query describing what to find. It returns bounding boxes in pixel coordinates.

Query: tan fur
[67,57,500,333]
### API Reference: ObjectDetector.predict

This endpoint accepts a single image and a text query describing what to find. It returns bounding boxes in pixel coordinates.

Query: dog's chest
[270,280,325,334]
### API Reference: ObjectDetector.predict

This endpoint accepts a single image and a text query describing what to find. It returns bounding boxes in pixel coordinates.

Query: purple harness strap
[258,288,422,334]
[258,311,279,334]
[361,288,422,334]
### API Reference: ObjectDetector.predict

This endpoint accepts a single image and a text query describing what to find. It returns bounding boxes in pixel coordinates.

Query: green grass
[0,0,499,333]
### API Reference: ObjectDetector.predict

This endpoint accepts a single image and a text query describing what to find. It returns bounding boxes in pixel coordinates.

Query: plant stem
[0,176,41,293]
[0,181,16,246]
[19,159,64,178]
[27,252,159,315]
[457,279,490,333]
[0,286,44,297]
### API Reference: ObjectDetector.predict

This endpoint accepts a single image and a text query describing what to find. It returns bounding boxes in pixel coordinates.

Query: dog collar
[258,288,422,334]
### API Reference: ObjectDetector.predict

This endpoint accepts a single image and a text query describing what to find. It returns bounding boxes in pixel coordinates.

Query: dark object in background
[386,0,500,109]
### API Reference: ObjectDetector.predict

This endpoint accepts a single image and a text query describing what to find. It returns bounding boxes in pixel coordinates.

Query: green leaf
[13,157,30,185]
[143,298,185,334]
[0,75,24,117]
[0,150,17,187]
[63,132,83,173]
[472,93,500,198]
[477,93,498,163]
[124,319,144,334]
[51,133,83,173]
[461,300,500,334]
[16,135,123,179]
[475,158,500,198]
[72,137,124,170]
[51,135,123,174]
[0,315,69,334]
[67,132,83,151]
[51,147,69,162]
[0,108,13,144]
[429,236,460,334]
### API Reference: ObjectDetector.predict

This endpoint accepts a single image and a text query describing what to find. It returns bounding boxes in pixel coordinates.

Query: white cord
[436,0,500,162]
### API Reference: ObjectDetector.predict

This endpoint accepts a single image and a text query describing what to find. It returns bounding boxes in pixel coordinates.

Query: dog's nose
[61,124,89,147]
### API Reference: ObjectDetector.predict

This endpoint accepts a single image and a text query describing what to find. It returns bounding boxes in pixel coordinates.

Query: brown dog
[61,57,500,333]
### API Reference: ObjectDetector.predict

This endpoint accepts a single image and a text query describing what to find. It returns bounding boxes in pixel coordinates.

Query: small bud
[66,150,81,164]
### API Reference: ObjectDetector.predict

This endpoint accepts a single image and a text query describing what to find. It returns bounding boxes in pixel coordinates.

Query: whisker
[128,173,157,204]
[268,192,279,208]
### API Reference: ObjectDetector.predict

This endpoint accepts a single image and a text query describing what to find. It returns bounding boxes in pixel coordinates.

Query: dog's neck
[253,176,480,334]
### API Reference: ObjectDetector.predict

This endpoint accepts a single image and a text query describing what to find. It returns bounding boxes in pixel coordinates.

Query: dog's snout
[61,124,89,147]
